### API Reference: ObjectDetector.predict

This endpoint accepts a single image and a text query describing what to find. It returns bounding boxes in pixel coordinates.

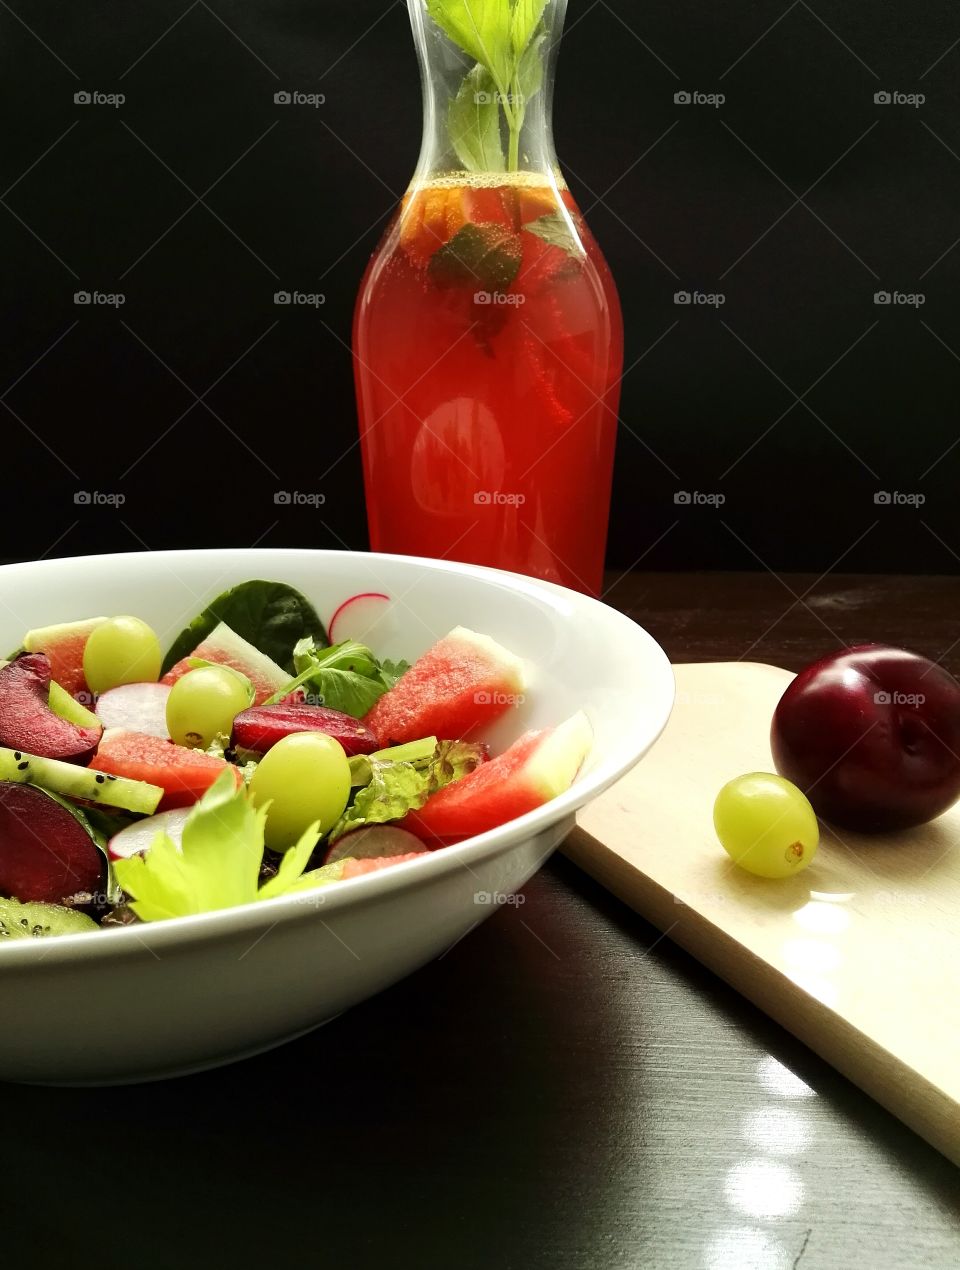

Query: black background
[2,1,959,574]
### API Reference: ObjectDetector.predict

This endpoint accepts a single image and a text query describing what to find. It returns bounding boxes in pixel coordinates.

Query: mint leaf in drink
[449,64,506,172]
[525,210,582,259]
[429,222,523,291]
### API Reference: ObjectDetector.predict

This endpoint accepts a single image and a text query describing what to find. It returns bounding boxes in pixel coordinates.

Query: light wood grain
[565,661,960,1166]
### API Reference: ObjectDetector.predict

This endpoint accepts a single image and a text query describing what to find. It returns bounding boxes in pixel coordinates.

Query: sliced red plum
[0,653,102,763]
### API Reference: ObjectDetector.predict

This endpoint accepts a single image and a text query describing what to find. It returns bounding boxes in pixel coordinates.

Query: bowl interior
[0,549,673,780]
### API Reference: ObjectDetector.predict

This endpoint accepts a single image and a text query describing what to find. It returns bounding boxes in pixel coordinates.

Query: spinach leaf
[161,580,328,675]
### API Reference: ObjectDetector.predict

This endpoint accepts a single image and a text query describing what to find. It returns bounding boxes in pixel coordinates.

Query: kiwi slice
[0,744,162,815]
[0,896,98,939]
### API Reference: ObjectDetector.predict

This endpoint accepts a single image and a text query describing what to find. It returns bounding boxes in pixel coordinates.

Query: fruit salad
[0,580,591,940]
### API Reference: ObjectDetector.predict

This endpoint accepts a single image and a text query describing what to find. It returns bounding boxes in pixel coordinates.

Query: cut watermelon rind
[162,622,290,705]
[23,617,108,649]
[22,617,108,696]
[406,711,593,839]
[525,710,593,799]
[363,625,527,745]
[444,626,525,692]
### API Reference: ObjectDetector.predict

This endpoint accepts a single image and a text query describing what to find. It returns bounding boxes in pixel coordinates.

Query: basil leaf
[449,63,505,172]
[161,580,328,675]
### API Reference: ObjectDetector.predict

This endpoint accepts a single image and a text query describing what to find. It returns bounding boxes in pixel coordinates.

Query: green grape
[166,666,252,749]
[83,616,162,694]
[714,772,819,879]
[248,732,350,851]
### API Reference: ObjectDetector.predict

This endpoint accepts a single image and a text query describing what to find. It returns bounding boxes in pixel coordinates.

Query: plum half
[0,653,102,763]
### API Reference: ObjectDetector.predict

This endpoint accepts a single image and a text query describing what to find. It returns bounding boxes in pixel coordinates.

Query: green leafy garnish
[428,222,523,291]
[449,64,505,172]
[161,580,328,676]
[427,0,514,86]
[428,0,552,172]
[511,0,549,55]
[329,738,485,842]
[113,771,335,922]
[525,210,581,259]
[263,637,409,718]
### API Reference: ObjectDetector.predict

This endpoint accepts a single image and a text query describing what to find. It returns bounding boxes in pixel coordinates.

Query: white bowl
[0,549,673,1084]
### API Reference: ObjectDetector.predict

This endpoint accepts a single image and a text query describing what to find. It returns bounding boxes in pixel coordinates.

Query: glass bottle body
[353,1,622,595]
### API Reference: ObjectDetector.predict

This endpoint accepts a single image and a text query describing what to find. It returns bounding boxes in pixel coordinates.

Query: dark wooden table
[4,573,960,1268]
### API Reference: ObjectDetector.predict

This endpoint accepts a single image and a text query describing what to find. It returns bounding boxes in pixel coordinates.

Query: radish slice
[96,682,171,738]
[327,593,392,647]
[108,808,190,861]
[324,824,426,867]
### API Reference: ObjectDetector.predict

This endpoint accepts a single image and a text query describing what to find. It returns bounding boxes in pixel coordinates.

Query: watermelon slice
[403,711,592,842]
[363,626,525,746]
[161,622,289,706]
[89,729,243,810]
[341,852,429,879]
[22,617,107,699]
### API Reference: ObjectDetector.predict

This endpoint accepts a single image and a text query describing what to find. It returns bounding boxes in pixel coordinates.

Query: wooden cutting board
[564,661,960,1166]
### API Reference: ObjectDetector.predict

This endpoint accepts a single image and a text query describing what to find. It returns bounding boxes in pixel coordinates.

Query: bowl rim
[0,548,675,966]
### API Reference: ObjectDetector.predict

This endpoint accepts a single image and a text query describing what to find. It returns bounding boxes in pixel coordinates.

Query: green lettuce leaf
[329,739,485,842]
[161,580,328,675]
[113,770,326,921]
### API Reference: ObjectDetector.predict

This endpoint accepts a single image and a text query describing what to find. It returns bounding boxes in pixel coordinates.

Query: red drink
[353,175,623,596]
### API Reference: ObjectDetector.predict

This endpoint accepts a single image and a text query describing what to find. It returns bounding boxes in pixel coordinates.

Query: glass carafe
[353,0,623,596]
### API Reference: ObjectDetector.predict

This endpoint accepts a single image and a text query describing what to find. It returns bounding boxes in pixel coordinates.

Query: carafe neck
[407,0,566,183]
